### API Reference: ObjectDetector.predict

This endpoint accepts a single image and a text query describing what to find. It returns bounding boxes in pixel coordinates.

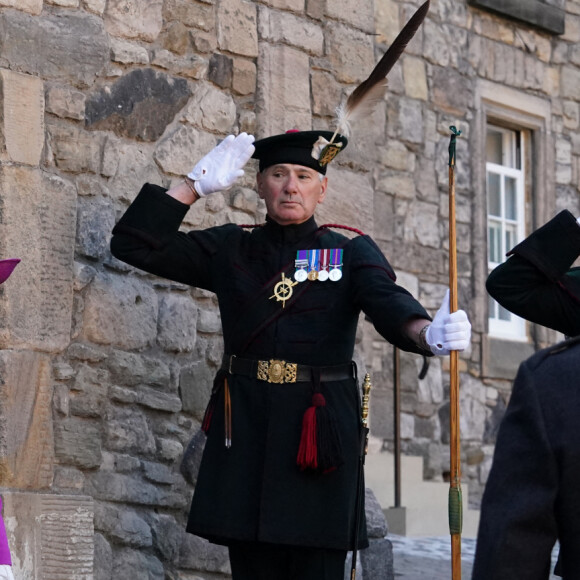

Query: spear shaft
[448,126,463,580]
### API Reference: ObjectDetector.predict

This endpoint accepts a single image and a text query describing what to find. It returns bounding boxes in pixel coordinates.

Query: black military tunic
[111,184,430,550]
[486,210,580,337]
[472,335,580,579]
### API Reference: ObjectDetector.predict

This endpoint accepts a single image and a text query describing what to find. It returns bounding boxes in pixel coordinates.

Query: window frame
[486,125,527,341]
[473,80,555,380]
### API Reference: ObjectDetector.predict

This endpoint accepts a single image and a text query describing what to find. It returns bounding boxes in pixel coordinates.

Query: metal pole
[393,346,401,508]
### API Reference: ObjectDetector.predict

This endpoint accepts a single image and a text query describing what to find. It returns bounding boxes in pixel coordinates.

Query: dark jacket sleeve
[110,183,238,291]
[486,210,580,336]
[349,236,432,355]
[472,357,559,580]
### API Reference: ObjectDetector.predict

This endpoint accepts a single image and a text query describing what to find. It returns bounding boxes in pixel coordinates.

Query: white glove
[577,216,580,226]
[425,290,471,356]
[188,133,255,196]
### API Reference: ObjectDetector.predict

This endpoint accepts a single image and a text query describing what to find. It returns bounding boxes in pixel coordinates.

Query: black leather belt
[222,355,354,384]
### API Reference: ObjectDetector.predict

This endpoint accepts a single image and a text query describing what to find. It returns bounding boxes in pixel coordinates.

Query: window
[486,125,526,340]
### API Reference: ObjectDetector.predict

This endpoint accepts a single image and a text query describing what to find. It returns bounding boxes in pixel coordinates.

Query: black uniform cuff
[507,210,580,282]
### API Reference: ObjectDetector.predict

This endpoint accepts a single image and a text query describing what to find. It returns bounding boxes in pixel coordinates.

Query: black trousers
[228,541,347,580]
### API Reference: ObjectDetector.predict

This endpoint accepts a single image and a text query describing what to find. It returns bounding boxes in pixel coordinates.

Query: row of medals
[294,249,343,283]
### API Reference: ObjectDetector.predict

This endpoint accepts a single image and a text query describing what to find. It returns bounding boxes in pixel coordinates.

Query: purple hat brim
[0,259,21,284]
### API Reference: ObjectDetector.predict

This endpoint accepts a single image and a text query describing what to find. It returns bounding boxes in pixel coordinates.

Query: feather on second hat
[252,130,348,175]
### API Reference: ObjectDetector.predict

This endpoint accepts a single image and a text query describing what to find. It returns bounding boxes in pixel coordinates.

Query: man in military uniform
[472,335,580,579]
[110,130,471,580]
[486,209,580,337]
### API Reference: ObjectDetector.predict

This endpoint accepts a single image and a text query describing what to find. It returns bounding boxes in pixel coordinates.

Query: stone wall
[0,0,578,577]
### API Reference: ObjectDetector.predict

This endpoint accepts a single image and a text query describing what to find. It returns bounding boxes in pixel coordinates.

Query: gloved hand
[425,290,471,356]
[188,133,255,196]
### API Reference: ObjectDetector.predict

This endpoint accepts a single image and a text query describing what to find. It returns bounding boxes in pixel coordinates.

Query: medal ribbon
[320,249,330,274]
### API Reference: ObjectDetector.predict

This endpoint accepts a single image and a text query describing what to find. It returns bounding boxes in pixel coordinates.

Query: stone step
[365,451,480,538]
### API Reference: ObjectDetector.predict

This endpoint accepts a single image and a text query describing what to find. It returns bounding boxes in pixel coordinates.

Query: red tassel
[297,393,326,470]
[201,396,216,433]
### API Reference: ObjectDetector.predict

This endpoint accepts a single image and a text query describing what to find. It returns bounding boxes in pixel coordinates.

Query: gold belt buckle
[257,359,297,383]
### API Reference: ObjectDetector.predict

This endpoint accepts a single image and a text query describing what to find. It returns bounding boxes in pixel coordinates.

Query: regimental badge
[270,273,298,308]
[318,143,343,167]
[311,136,343,167]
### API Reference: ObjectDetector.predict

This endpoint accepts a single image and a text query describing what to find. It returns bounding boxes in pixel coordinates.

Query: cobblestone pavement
[390,535,561,580]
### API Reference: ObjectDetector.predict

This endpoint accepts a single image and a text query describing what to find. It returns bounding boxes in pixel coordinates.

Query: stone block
[233,58,256,95]
[180,362,214,421]
[105,407,157,455]
[47,0,79,5]
[87,472,187,509]
[256,43,311,135]
[0,0,42,13]
[365,488,388,538]
[86,68,191,142]
[0,70,44,165]
[143,461,177,485]
[158,294,198,353]
[258,6,323,55]
[315,168,374,236]
[0,351,54,488]
[0,168,76,352]
[45,83,86,121]
[183,83,237,134]
[55,417,103,469]
[0,10,108,87]
[261,0,304,10]
[311,70,342,118]
[112,548,164,579]
[104,0,163,41]
[376,171,417,200]
[110,37,150,64]
[77,196,117,261]
[179,533,231,574]
[70,364,110,419]
[325,23,375,84]
[217,0,258,58]
[137,386,182,413]
[374,0,400,46]
[191,29,219,54]
[403,57,428,101]
[107,350,171,389]
[431,66,473,114]
[155,125,217,178]
[48,121,103,174]
[209,53,234,88]
[150,514,182,563]
[103,138,166,200]
[94,533,113,580]
[94,503,152,547]
[158,437,184,461]
[161,21,191,55]
[81,271,158,349]
[326,0,374,33]
[151,50,208,80]
[361,537,394,580]
[163,0,216,31]
[2,492,94,579]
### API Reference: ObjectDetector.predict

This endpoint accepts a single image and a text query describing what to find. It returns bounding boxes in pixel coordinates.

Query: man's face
[256,164,328,226]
